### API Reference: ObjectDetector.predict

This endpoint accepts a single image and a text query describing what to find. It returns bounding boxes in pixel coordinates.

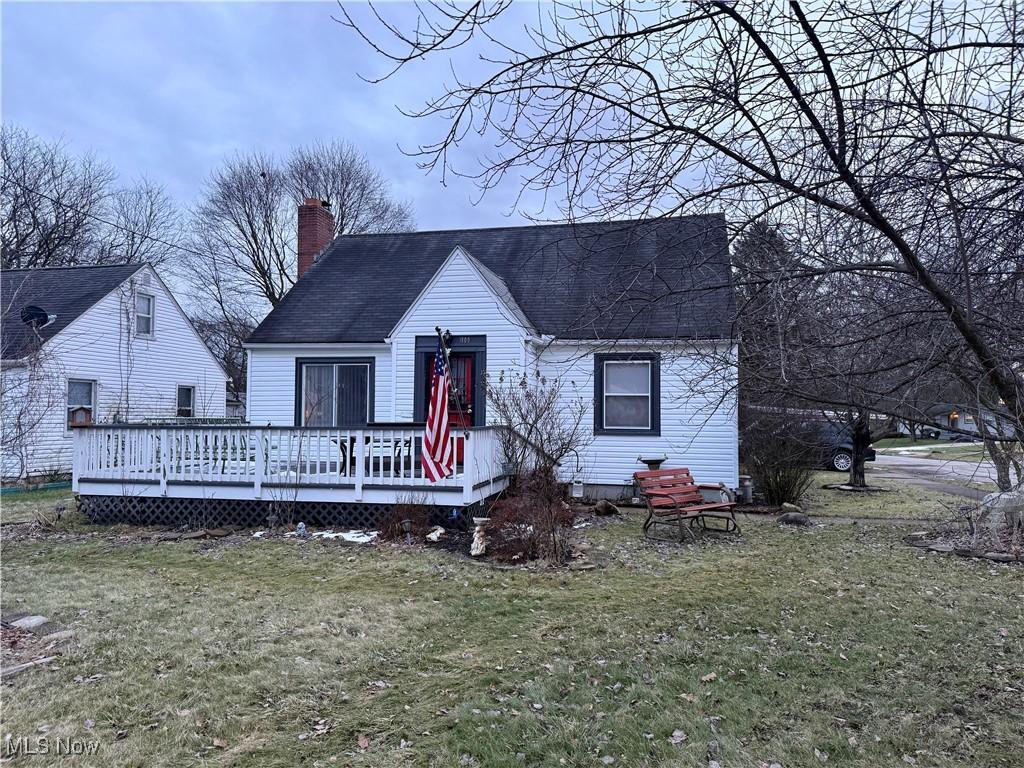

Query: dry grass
[0,487,75,524]
[801,472,964,521]
[1,485,1021,767]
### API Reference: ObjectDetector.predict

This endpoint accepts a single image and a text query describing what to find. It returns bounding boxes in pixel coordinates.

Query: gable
[1,263,144,360]
[388,246,534,339]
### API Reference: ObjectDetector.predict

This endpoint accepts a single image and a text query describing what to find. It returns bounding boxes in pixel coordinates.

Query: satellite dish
[20,305,56,329]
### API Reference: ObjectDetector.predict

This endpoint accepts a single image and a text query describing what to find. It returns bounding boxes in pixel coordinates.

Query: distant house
[1,264,228,480]
[70,205,738,526]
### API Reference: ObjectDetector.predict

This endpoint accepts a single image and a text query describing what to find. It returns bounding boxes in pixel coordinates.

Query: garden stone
[781,502,802,514]
[777,511,812,526]
[594,500,620,516]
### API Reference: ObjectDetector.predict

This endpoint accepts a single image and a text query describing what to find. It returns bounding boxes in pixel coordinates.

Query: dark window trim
[293,357,375,427]
[66,378,97,431]
[135,291,155,338]
[176,384,196,418]
[594,352,661,436]
[413,334,486,427]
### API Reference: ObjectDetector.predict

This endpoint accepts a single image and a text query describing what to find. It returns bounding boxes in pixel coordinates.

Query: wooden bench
[634,467,739,541]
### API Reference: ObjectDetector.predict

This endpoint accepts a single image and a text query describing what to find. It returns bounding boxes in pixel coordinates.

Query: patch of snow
[281,528,378,543]
[312,529,378,543]
[252,531,266,539]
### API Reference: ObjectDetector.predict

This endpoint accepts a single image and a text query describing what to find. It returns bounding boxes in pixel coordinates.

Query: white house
[70,206,737,526]
[1,263,228,480]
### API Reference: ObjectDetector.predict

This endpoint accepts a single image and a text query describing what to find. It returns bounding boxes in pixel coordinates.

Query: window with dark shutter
[594,353,661,436]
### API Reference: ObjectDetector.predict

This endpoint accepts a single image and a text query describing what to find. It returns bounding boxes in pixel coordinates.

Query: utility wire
[3,172,1022,278]
[0,172,210,261]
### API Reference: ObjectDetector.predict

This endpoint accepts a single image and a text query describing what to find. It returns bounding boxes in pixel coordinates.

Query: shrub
[741,408,818,506]
[485,468,574,562]
[379,498,433,541]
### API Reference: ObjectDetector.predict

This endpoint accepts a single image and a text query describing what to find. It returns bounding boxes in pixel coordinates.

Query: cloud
[1,0,545,228]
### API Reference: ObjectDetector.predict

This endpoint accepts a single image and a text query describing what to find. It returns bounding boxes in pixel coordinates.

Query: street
[871,453,997,500]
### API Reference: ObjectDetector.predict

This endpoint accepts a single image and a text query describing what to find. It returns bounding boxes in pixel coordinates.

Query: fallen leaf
[701,672,718,683]
[212,738,227,749]
[357,734,370,749]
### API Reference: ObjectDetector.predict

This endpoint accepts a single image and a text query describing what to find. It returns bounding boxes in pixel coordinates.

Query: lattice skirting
[78,495,476,530]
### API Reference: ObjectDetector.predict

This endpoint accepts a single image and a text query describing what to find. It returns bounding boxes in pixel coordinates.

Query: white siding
[389,248,529,422]
[247,345,393,425]
[2,266,227,479]
[535,341,738,492]
[246,250,529,427]
[241,247,738,495]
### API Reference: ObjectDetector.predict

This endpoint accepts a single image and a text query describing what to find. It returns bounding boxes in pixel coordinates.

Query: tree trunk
[984,439,1012,492]
[848,411,871,488]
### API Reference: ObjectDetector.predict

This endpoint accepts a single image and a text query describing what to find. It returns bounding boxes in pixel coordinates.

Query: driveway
[870,453,996,500]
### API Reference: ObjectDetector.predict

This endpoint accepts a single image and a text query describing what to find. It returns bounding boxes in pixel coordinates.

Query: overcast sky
[1,1,547,231]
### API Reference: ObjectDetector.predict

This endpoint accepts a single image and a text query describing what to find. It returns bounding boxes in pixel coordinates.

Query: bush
[378,499,433,541]
[741,409,818,506]
[485,469,574,562]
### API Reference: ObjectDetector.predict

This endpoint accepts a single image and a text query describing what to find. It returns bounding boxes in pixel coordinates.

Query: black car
[817,423,876,472]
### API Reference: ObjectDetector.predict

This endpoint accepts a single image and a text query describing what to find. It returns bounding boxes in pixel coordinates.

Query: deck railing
[73,424,507,502]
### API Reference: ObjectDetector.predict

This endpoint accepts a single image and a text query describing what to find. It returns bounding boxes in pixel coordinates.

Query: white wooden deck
[73,425,509,506]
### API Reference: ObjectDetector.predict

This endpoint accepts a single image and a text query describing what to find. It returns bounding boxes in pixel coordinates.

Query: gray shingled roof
[247,215,734,344]
[1,263,143,360]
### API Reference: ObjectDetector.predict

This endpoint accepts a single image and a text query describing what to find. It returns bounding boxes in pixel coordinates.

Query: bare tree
[486,369,591,480]
[288,141,414,236]
[0,278,64,480]
[190,312,255,399]
[2,124,182,269]
[95,180,182,267]
[1,125,113,268]
[187,142,413,311]
[343,1,1024,484]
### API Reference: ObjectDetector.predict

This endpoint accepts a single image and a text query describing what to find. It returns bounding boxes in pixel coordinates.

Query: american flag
[422,339,453,482]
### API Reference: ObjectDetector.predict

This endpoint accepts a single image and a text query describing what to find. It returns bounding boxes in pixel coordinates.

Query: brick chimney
[297,198,335,279]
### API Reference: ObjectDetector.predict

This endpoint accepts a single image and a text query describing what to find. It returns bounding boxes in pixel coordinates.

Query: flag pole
[435,326,471,434]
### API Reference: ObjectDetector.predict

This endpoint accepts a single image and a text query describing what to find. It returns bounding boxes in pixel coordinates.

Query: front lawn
[872,437,947,449]
[801,472,964,521]
[1,487,1020,767]
[0,486,75,524]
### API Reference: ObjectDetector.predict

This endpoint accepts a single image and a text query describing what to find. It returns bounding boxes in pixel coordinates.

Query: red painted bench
[634,467,738,541]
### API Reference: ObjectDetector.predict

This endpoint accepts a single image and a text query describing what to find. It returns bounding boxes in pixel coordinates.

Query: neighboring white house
[1,263,228,480]
[244,207,738,499]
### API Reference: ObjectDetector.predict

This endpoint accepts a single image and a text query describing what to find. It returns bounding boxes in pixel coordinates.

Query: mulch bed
[423,528,473,557]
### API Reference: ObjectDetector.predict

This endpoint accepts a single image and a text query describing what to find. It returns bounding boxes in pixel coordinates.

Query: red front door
[447,354,474,429]
[421,351,475,464]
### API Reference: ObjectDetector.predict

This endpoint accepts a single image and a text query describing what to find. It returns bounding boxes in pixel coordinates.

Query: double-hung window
[297,359,373,427]
[176,385,195,418]
[594,353,660,435]
[67,379,96,428]
[136,293,155,337]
